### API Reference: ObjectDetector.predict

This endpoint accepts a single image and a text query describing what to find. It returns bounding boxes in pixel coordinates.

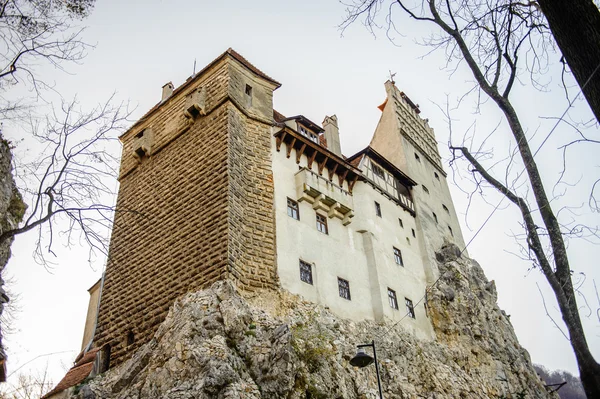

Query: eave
[346,146,417,187]
[274,126,362,192]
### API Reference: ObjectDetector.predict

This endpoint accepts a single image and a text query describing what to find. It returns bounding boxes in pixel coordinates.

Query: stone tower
[93,49,281,366]
[370,80,467,284]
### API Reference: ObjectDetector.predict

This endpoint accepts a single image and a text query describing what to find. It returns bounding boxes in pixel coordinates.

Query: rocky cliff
[73,244,553,398]
[0,135,26,379]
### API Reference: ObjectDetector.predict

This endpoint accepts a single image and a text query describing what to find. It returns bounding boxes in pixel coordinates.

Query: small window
[287,198,299,220]
[316,213,328,234]
[135,130,145,139]
[434,172,440,180]
[388,288,398,310]
[406,237,410,245]
[372,164,385,179]
[442,204,449,214]
[245,84,253,106]
[448,225,454,237]
[126,330,134,346]
[375,201,382,217]
[299,260,313,285]
[338,278,351,300]
[411,228,416,238]
[433,212,438,224]
[405,298,415,319]
[398,218,404,228]
[393,247,404,266]
[414,153,421,162]
[423,185,429,194]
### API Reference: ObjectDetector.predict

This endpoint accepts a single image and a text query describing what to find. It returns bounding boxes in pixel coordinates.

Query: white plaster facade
[272,81,467,341]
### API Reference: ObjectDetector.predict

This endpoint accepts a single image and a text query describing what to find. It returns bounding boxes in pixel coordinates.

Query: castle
[85,48,466,368]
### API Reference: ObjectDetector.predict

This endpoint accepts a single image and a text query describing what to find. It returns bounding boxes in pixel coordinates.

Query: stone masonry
[93,50,280,367]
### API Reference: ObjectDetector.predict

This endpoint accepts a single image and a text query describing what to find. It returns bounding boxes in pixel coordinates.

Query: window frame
[393,247,404,266]
[372,163,385,179]
[299,259,313,285]
[375,201,382,217]
[338,277,351,300]
[316,213,328,234]
[405,298,416,319]
[287,198,300,220]
[388,288,399,310]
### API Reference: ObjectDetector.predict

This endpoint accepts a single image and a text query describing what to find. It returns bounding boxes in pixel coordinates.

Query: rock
[73,250,557,399]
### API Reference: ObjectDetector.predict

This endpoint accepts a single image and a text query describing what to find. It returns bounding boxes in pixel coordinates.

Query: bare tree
[342,1,600,397]
[535,0,600,124]
[0,0,95,97]
[0,367,54,398]
[3,95,132,266]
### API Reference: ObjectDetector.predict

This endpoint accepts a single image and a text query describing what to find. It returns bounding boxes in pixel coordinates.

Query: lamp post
[350,340,383,399]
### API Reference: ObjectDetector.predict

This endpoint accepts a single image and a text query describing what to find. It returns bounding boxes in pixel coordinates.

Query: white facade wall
[370,81,467,284]
[271,128,435,340]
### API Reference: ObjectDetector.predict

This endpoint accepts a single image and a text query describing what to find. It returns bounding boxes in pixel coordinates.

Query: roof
[346,146,417,186]
[121,48,281,140]
[41,347,102,399]
[278,114,324,133]
[273,109,287,123]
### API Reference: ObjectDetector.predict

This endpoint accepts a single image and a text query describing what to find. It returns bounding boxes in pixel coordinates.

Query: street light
[350,340,383,399]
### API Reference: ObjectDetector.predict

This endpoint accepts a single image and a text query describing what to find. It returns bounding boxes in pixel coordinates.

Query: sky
[2,0,599,390]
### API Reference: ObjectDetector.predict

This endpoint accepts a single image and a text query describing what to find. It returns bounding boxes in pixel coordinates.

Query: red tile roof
[41,347,102,399]
[273,109,286,123]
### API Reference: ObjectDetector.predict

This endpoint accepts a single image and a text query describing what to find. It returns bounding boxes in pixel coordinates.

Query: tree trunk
[537,0,600,123]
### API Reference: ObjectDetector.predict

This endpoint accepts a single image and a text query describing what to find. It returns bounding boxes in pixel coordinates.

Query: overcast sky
[2,0,599,389]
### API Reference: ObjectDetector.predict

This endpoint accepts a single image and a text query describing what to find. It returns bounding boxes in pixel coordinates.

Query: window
[299,126,319,144]
[434,172,440,181]
[372,163,385,179]
[442,204,450,214]
[398,218,404,228]
[406,237,411,245]
[287,198,299,220]
[316,213,328,234]
[448,225,454,237]
[388,288,398,309]
[414,153,421,162]
[433,212,438,224]
[375,201,382,217]
[405,298,415,318]
[422,185,429,194]
[338,278,351,300]
[245,84,253,106]
[299,260,313,285]
[393,247,404,266]
[411,228,416,238]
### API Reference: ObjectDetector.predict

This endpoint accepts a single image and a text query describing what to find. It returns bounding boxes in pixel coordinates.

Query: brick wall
[94,55,279,366]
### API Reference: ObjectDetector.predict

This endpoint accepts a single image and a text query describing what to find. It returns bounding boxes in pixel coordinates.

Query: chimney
[161,82,174,102]
[322,115,342,157]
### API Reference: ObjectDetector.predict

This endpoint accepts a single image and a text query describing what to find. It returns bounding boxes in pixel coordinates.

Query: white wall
[271,129,435,340]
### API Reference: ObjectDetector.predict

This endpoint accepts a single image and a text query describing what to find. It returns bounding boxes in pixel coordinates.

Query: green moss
[291,314,335,373]
[9,188,27,222]
[305,384,327,399]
